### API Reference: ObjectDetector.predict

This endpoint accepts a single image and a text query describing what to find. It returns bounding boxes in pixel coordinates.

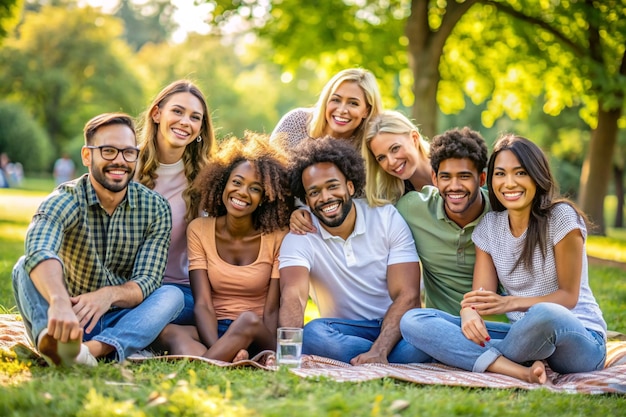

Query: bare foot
[487,355,548,384]
[233,349,249,362]
[529,360,547,384]
[264,353,276,367]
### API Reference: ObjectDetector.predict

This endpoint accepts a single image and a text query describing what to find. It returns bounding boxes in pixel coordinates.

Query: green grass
[588,230,626,263]
[1,361,622,417]
[7,176,57,193]
[603,194,626,230]
[1,186,625,416]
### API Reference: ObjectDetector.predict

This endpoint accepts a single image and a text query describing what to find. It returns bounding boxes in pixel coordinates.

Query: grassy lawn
[1,184,625,416]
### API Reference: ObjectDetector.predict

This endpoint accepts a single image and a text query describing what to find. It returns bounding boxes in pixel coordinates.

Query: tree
[114,0,177,51]
[0,0,21,41]
[135,33,291,139]
[444,1,625,234]
[0,5,145,153]
[613,131,626,227]
[206,0,625,234]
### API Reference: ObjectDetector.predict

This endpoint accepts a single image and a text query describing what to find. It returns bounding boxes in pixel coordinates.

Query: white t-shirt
[472,203,606,337]
[279,199,420,320]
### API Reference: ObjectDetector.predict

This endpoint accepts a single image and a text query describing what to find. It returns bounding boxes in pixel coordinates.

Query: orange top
[187,216,287,320]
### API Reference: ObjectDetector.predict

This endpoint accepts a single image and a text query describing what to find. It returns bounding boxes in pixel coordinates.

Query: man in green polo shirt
[396,127,489,315]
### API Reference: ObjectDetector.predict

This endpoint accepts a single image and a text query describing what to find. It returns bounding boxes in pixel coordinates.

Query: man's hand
[350,349,389,365]
[47,298,82,343]
[71,287,114,334]
[29,259,82,342]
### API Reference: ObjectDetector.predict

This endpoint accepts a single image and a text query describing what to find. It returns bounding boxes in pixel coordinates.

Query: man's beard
[91,163,133,193]
[312,197,354,228]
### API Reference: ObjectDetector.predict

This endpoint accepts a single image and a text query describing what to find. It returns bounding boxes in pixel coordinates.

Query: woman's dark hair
[487,134,588,270]
[193,133,293,234]
[289,137,366,202]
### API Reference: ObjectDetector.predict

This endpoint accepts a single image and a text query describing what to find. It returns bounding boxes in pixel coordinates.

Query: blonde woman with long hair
[270,68,383,150]
[136,79,215,325]
[363,110,432,206]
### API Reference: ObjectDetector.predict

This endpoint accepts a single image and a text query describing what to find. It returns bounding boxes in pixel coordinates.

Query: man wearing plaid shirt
[12,113,184,366]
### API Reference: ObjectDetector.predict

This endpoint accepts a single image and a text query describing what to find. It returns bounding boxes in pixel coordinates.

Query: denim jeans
[303,317,432,364]
[400,303,606,373]
[12,256,184,362]
[217,319,233,337]
[164,283,195,325]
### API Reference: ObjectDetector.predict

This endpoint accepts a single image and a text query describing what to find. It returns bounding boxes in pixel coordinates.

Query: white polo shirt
[279,198,419,320]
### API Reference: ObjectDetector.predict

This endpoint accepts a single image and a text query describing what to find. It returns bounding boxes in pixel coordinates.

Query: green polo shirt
[396,186,490,315]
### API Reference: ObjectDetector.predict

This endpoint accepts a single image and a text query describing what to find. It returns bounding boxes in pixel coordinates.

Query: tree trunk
[406,0,477,139]
[408,44,440,139]
[578,103,621,234]
[614,164,624,228]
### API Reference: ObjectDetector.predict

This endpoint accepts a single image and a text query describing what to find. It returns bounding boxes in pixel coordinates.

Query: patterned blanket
[2,314,625,394]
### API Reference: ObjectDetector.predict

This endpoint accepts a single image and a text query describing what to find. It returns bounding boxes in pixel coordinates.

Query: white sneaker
[74,344,98,367]
[37,328,97,367]
[127,349,155,360]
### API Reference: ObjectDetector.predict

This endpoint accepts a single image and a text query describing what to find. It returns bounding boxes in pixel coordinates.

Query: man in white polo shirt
[278,138,429,365]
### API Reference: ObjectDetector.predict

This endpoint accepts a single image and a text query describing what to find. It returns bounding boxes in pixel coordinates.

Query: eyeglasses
[86,145,140,162]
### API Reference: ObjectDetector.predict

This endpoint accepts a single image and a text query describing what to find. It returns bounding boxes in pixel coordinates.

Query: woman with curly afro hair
[157,133,294,362]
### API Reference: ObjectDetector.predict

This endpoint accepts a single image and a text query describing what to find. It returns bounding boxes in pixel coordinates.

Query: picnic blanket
[2,314,625,394]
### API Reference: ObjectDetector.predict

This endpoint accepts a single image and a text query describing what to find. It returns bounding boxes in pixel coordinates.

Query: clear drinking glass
[276,327,303,368]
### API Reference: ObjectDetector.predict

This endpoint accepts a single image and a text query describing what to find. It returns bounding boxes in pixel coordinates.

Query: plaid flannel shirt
[23,174,172,298]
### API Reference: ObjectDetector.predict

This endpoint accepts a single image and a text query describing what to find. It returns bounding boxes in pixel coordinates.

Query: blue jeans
[400,303,606,373]
[12,256,184,362]
[217,319,233,337]
[165,283,195,325]
[303,317,432,364]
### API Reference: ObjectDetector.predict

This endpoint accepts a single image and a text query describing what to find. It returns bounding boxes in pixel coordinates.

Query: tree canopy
[1,0,623,231]
[0,0,21,41]
[114,0,177,51]
[205,0,626,233]
[0,5,145,153]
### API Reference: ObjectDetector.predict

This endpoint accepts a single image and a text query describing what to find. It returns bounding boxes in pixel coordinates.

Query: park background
[0,0,624,235]
[0,1,625,416]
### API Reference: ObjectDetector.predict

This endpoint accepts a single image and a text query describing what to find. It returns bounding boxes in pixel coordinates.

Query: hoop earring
[196,136,202,143]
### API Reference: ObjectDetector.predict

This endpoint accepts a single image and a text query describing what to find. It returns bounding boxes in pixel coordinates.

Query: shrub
[0,101,53,173]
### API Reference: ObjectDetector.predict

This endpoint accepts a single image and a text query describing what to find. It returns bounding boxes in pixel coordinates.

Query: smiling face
[324,81,370,139]
[369,131,422,180]
[433,158,486,223]
[82,123,137,194]
[491,150,537,215]
[302,162,355,229]
[152,92,204,155]
[222,161,264,217]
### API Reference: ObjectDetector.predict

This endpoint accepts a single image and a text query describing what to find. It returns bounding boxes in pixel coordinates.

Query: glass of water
[276,327,303,368]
